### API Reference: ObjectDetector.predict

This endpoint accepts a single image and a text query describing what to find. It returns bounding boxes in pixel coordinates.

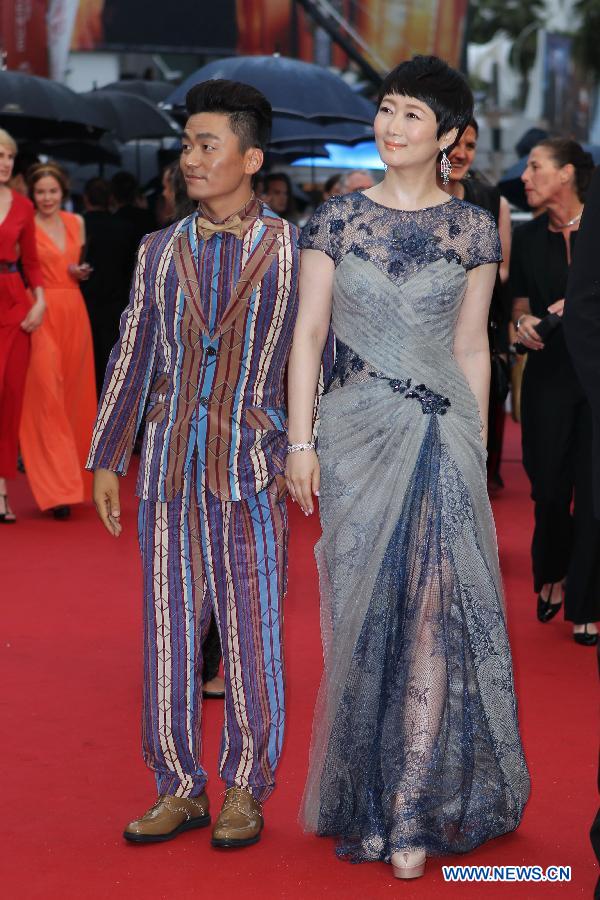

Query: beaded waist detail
[327,340,451,416]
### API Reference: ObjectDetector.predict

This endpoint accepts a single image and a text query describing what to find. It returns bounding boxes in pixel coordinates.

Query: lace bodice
[299,192,501,284]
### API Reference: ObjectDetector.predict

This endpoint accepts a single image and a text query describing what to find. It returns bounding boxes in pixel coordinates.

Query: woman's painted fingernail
[315,491,320,497]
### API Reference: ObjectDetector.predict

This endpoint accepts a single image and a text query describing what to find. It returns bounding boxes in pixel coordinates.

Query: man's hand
[93,468,122,537]
[547,298,565,317]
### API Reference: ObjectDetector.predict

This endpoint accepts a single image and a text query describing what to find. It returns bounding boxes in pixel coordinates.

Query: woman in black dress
[510,137,599,645]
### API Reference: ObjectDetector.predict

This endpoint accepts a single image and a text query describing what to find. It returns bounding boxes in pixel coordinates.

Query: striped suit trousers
[138,459,287,802]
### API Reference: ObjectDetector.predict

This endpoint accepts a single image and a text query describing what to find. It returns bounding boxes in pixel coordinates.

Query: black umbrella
[168,105,372,152]
[62,162,122,196]
[20,134,122,166]
[165,55,376,124]
[0,70,106,140]
[514,127,549,158]
[266,144,329,165]
[270,114,372,147]
[100,79,174,104]
[81,91,180,142]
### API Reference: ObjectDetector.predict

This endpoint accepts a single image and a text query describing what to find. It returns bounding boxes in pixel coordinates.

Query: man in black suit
[110,171,156,251]
[564,166,600,517]
[81,178,138,394]
[563,164,600,900]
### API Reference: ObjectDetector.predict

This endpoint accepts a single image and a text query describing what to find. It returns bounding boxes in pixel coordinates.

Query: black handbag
[491,351,510,403]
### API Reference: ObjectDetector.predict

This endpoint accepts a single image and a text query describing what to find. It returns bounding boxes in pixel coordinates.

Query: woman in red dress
[0,130,45,522]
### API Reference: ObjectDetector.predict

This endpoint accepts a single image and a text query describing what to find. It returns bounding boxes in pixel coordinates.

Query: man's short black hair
[110,171,140,205]
[378,55,473,147]
[185,79,272,152]
[84,177,111,210]
[264,172,291,189]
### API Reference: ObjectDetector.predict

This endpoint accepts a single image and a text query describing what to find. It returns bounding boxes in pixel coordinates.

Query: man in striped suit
[88,80,303,847]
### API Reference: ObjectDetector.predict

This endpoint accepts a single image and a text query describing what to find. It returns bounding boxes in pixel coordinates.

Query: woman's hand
[286,449,320,516]
[20,297,46,333]
[68,262,92,282]
[516,314,544,351]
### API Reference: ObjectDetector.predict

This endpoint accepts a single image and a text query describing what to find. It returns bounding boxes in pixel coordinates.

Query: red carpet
[2,420,597,898]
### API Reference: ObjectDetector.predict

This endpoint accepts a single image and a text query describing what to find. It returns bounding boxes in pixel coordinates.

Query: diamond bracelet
[286,441,316,454]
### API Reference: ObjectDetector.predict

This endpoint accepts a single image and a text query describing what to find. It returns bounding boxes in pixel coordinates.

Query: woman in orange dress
[0,130,46,523]
[19,163,97,519]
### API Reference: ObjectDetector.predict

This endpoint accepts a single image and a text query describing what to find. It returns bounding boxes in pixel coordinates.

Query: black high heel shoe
[0,493,16,524]
[537,583,563,622]
[573,625,599,647]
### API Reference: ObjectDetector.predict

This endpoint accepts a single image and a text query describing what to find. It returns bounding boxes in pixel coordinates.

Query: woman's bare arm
[498,197,511,284]
[286,248,334,514]
[453,263,497,445]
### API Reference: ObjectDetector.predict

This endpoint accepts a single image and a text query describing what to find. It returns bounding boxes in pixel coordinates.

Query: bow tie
[196,214,245,242]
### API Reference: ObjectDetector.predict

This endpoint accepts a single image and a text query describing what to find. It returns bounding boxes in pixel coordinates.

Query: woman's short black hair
[185,79,272,152]
[378,55,473,146]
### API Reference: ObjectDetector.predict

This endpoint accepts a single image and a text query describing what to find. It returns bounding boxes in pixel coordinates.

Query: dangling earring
[440,150,452,185]
[383,163,388,172]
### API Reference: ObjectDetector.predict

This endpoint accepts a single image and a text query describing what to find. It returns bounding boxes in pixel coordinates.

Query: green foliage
[469,0,544,43]
[573,0,600,77]
[469,0,544,74]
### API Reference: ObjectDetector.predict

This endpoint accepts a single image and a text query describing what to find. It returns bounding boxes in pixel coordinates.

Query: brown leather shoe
[123,793,210,843]
[211,787,263,848]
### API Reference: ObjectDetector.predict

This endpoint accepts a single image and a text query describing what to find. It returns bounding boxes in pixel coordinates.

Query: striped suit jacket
[87,202,301,502]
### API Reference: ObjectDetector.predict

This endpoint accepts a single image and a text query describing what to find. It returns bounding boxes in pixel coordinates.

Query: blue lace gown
[299,192,530,861]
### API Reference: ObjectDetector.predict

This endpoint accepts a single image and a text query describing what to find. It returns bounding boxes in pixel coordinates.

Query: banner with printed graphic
[70,0,238,52]
[69,0,468,69]
[238,0,469,71]
[1,0,49,75]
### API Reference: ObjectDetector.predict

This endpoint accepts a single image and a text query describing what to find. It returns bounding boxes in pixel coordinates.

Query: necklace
[553,211,583,229]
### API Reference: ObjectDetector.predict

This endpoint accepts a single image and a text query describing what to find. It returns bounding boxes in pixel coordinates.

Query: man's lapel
[172,205,284,339]
[215,213,284,337]
[172,213,208,334]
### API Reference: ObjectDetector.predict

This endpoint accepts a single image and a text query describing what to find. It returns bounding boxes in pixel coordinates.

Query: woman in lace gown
[286,56,529,879]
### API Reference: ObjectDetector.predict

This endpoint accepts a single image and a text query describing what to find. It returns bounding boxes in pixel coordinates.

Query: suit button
[205,346,216,356]
[199,396,210,408]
